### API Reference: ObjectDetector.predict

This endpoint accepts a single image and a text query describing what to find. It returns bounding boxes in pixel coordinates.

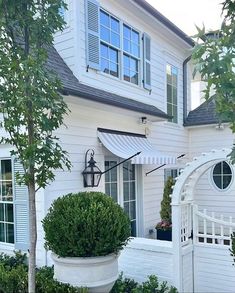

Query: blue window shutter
[85,0,100,70]
[13,159,29,251]
[143,33,151,90]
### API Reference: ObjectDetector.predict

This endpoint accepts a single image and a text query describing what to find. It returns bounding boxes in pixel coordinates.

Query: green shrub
[111,273,138,293]
[160,176,174,223]
[0,253,88,293]
[42,192,131,257]
[0,251,27,270]
[230,232,235,264]
[110,274,178,293]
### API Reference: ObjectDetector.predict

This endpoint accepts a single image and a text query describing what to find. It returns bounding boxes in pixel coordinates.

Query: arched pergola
[171,148,232,291]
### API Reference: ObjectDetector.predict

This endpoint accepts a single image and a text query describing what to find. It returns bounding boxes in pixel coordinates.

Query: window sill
[97,71,149,93]
[0,242,14,253]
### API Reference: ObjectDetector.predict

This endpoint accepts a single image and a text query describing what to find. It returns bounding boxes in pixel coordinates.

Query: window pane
[167,73,171,84]
[123,182,129,201]
[101,44,108,58]
[223,175,232,189]
[2,182,13,201]
[130,58,137,71]
[173,105,178,123]
[167,103,173,121]
[123,25,131,39]
[213,162,222,175]
[100,10,109,27]
[100,26,110,43]
[131,164,135,180]
[110,183,118,202]
[123,55,130,68]
[130,182,135,200]
[223,161,231,175]
[124,202,129,215]
[0,203,3,221]
[213,175,222,189]
[173,87,177,105]
[105,183,110,196]
[110,62,118,77]
[124,69,130,82]
[1,160,12,181]
[131,71,138,84]
[101,58,109,74]
[6,224,14,243]
[130,201,136,220]
[131,220,136,237]
[109,48,118,63]
[172,73,177,87]
[110,166,117,182]
[0,223,4,242]
[5,204,13,223]
[123,39,130,53]
[111,17,119,33]
[132,30,139,44]
[131,44,139,57]
[167,84,172,103]
[111,32,120,47]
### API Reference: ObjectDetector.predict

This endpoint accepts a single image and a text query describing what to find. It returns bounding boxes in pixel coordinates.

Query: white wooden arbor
[171,148,235,292]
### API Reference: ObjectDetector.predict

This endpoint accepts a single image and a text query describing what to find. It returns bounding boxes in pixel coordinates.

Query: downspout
[183,55,191,124]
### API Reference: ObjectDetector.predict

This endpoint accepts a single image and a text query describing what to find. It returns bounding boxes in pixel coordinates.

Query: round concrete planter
[51,252,119,293]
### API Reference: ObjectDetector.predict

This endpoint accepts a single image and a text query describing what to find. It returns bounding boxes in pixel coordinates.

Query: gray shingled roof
[184,99,221,126]
[46,46,169,119]
[133,0,194,47]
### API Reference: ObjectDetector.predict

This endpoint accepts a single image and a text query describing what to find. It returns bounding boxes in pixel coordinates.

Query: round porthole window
[212,161,233,190]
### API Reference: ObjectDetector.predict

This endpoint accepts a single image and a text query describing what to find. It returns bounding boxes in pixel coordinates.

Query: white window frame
[99,8,142,87]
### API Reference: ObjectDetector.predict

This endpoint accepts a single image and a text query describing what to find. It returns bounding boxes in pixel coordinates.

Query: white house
[0,0,234,292]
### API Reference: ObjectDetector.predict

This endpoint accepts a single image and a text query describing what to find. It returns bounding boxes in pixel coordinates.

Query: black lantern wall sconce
[82,149,141,188]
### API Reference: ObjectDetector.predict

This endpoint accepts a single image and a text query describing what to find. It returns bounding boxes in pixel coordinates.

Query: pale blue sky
[146,0,223,36]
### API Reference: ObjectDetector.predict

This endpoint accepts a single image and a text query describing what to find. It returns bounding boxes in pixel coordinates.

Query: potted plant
[42,191,131,293]
[155,176,174,241]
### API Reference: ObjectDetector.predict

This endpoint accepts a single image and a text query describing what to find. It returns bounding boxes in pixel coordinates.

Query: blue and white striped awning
[97,128,176,165]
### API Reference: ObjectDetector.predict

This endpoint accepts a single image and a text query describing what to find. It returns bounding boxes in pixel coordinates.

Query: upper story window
[166,64,178,123]
[86,0,151,90]
[99,10,140,85]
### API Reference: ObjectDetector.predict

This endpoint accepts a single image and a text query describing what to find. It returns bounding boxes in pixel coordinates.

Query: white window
[167,64,178,123]
[105,160,138,236]
[0,159,14,244]
[86,1,151,88]
[212,161,233,190]
[99,10,140,85]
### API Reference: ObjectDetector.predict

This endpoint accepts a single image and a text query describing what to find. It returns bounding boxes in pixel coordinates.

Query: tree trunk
[28,182,37,293]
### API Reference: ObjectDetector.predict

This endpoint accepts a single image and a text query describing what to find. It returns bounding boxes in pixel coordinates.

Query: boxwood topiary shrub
[42,191,131,257]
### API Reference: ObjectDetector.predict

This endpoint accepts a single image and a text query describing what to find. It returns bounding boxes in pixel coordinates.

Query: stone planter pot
[51,252,119,293]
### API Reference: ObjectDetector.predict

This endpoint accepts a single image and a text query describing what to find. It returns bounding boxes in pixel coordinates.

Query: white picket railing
[193,205,235,246]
